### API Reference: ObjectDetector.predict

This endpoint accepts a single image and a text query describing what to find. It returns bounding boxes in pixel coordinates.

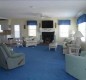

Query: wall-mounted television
[42,20,53,28]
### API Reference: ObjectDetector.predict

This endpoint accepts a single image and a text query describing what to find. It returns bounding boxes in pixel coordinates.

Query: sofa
[65,51,86,80]
[24,37,37,47]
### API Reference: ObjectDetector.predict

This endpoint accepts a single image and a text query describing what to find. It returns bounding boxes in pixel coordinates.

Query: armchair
[68,38,81,55]
[63,38,81,55]
[0,43,25,69]
[65,53,86,80]
[63,31,83,55]
[68,30,83,55]
[63,38,72,54]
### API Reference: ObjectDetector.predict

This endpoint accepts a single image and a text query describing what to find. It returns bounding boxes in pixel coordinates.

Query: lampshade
[73,31,83,38]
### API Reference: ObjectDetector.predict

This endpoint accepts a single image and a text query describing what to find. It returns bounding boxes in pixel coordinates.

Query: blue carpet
[0,45,77,80]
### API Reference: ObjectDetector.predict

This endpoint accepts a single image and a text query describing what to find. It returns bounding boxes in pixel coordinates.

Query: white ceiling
[0,0,86,19]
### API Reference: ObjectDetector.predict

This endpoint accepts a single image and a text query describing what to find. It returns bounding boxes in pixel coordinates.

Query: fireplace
[42,32,54,44]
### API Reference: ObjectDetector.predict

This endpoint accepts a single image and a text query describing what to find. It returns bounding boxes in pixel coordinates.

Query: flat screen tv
[42,20,53,28]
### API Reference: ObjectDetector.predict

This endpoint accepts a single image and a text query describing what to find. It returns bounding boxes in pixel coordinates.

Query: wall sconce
[55,23,57,28]
[8,25,11,30]
[39,23,41,28]
[24,25,26,29]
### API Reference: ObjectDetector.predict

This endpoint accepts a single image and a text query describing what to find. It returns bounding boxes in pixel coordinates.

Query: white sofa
[65,51,86,80]
[24,37,37,47]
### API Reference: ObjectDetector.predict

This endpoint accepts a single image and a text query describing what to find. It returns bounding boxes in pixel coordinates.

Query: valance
[77,14,86,24]
[58,20,70,25]
[27,20,37,25]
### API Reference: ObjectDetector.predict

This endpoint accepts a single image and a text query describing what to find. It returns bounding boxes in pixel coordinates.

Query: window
[0,25,3,32]
[28,25,36,36]
[78,22,86,42]
[14,25,20,38]
[59,25,69,37]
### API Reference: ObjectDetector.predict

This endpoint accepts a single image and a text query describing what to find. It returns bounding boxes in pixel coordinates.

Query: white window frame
[59,25,70,37]
[78,22,86,42]
[14,25,20,38]
[28,25,36,36]
[0,25,3,32]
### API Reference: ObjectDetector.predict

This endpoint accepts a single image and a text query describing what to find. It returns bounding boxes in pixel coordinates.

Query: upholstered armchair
[67,37,82,55]
[68,31,83,55]
[65,52,86,80]
[63,39,81,55]
[63,31,83,55]
[63,38,72,54]
[0,43,25,69]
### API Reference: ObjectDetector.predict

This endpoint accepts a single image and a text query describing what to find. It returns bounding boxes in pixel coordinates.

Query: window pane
[78,22,86,42]
[28,25,36,36]
[29,30,36,36]
[14,25,20,38]
[29,25,36,29]
[59,25,69,37]
[0,25,3,32]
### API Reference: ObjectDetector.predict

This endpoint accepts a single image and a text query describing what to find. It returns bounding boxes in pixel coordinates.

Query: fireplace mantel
[40,28,55,32]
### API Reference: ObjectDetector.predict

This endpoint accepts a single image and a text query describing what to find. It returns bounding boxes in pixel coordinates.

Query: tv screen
[42,20,53,28]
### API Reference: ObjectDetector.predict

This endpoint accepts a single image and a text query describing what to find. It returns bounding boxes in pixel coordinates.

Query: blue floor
[0,45,77,80]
